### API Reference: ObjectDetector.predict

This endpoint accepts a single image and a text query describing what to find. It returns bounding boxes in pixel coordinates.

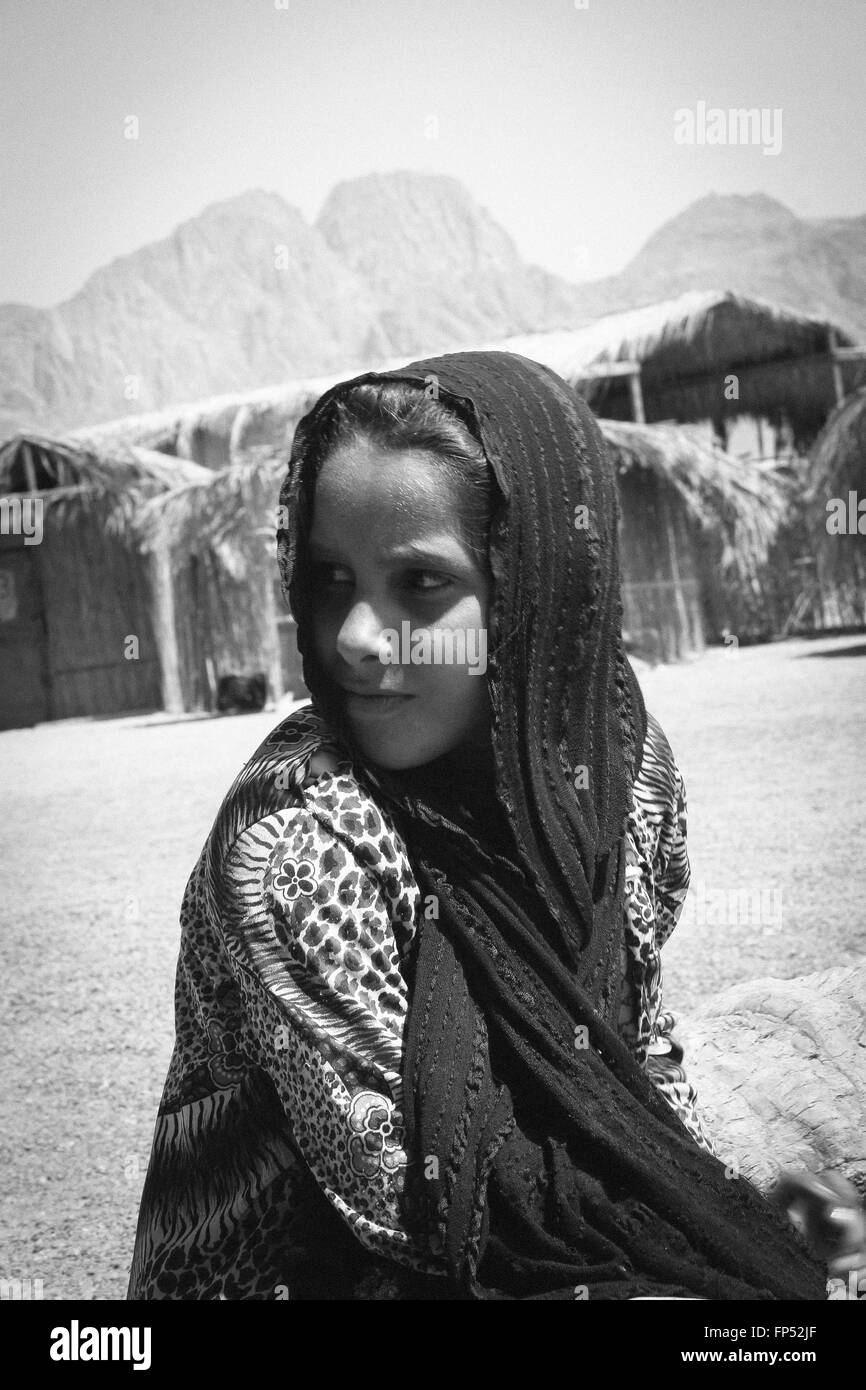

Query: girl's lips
[343,691,414,721]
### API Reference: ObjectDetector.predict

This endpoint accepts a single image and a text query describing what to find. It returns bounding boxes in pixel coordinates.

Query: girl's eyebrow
[387,540,465,565]
[309,538,468,566]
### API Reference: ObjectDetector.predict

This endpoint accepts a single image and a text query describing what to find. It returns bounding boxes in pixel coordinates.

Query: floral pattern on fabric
[347,1092,407,1185]
[204,1019,247,1091]
[272,856,318,901]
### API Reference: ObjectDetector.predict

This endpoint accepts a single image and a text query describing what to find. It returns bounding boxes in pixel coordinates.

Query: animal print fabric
[127,705,716,1300]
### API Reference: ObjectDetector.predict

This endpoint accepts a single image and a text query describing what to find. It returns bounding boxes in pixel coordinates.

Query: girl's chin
[350,723,448,772]
[353,737,434,772]
[341,694,490,771]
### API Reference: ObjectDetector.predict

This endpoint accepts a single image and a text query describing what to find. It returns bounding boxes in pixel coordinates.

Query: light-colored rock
[679,960,866,1195]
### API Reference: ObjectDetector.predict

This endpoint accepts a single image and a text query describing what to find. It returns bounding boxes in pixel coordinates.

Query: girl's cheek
[311,615,335,664]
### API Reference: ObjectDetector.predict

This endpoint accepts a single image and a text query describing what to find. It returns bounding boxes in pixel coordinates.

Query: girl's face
[308,438,492,771]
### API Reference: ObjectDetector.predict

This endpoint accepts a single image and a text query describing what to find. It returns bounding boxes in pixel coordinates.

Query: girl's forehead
[311,442,465,539]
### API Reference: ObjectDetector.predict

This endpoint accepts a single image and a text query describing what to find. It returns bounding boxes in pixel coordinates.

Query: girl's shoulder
[204,701,409,886]
[628,710,689,889]
[632,710,682,824]
[204,703,349,863]
[201,703,420,978]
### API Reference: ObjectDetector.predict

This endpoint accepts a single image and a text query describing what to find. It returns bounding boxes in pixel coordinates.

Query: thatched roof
[0,431,210,533]
[496,289,849,378]
[134,455,284,583]
[807,384,866,502]
[602,418,790,578]
[68,368,396,466]
[490,291,863,444]
[0,431,208,492]
[67,384,315,464]
[802,386,866,591]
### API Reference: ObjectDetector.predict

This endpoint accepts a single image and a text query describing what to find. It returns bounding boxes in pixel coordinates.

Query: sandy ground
[1,633,864,1300]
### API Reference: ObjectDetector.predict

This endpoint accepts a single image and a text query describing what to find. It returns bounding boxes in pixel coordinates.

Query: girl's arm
[217,772,444,1285]
[624,719,718,1155]
[645,761,719,1154]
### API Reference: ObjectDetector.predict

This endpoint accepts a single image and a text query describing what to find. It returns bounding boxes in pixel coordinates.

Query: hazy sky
[2,0,864,306]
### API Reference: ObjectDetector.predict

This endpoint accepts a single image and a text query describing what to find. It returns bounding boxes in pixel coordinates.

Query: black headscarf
[277,350,826,1300]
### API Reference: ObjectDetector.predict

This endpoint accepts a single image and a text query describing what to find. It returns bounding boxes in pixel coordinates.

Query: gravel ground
[1,633,863,1300]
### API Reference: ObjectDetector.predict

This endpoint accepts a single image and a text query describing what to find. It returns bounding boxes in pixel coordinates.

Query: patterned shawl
[276,350,826,1300]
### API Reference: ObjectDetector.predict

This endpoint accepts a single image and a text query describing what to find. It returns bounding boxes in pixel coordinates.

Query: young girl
[128,350,829,1300]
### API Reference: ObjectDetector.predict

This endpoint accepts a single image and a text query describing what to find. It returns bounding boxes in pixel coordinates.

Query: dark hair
[307,380,493,569]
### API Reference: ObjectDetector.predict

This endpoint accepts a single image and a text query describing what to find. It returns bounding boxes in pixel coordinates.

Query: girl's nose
[335,601,394,668]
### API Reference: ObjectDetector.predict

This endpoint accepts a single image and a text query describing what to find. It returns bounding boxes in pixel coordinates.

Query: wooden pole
[828,329,846,407]
[149,539,184,713]
[22,444,39,494]
[628,368,646,424]
[664,511,692,659]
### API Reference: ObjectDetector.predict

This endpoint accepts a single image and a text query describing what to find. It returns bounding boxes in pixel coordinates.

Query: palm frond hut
[0,433,208,728]
[132,454,291,713]
[794,386,866,627]
[494,291,864,451]
[602,420,788,659]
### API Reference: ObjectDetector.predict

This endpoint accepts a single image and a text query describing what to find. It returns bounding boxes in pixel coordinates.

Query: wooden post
[22,443,39,494]
[828,329,846,407]
[628,368,646,424]
[664,512,692,659]
[204,655,218,708]
[149,539,184,713]
[830,342,866,412]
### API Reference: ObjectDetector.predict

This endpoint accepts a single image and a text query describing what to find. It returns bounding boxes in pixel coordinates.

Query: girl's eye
[312,563,453,594]
[406,569,452,593]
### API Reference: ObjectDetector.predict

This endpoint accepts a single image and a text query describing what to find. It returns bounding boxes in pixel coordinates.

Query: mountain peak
[183,188,301,228]
[615,191,864,336]
[646,192,799,244]
[692,191,795,216]
[314,169,583,353]
[322,168,474,204]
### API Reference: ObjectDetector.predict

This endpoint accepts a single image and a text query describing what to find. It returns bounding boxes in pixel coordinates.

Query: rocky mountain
[0,191,390,438]
[2,179,864,440]
[610,193,866,339]
[316,170,585,355]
